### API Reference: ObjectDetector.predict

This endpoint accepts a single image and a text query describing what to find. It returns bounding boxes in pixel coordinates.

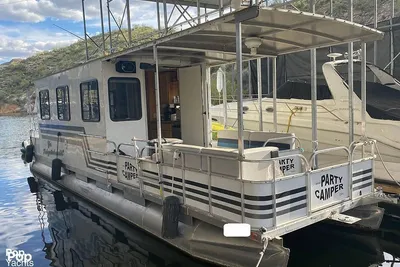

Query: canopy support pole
[348,0,354,145]
[311,48,318,168]
[257,58,263,131]
[99,0,106,54]
[153,45,163,152]
[272,57,277,132]
[361,43,367,138]
[107,0,112,53]
[126,0,132,45]
[153,45,164,198]
[222,67,228,129]
[163,0,168,34]
[82,0,89,60]
[373,0,377,82]
[236,21,244,158]
[310,0,318,168]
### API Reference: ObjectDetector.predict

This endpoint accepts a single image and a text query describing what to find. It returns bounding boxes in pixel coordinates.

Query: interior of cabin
[145,69,181,140]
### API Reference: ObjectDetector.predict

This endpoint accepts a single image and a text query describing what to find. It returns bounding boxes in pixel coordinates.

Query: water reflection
[34,181,216,267]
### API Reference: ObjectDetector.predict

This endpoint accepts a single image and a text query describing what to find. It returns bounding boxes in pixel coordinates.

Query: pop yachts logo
[5,249,34,266]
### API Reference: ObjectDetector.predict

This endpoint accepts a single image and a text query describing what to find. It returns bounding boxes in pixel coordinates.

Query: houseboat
[22,5,386,267]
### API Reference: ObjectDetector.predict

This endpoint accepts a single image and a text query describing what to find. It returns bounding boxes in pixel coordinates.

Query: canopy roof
[142,0,231,9]
[105,6,384,66]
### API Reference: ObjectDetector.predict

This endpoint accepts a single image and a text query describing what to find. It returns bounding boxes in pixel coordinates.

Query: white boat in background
[211,52,400,185]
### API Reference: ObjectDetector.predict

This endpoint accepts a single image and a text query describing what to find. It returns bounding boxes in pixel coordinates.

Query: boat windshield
[334,62,400,121]
[265,79,333,100]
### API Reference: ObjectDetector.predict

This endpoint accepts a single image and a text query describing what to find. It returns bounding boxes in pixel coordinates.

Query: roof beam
[234,20,343,42]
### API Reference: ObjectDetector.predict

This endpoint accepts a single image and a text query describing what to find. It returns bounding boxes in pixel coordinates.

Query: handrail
[309,146,350,170]
[263,136,302,149]
[78,133,106,139]
[350,139,376,156]
[160,146,309,175]
[241,153,309,172]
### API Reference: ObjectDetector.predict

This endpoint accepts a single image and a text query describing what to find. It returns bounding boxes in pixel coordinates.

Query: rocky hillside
[0,26,155,115]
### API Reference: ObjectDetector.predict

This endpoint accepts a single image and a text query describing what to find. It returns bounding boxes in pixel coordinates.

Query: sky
[0,0,202,64]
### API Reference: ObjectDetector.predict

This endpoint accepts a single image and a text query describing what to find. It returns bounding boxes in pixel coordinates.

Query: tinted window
[39,90,50,120]
[56,85,70,121]
[80,80,100,122]
[266,80,333,100]
[108,77,142,121]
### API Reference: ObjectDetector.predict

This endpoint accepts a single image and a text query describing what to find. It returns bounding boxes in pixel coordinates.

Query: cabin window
[56,85,70,121]
[108,77,142,121]
[39,90,50,120]
[80,80,100,122]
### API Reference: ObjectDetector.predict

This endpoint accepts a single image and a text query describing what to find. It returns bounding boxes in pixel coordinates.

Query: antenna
[327,52,342,62]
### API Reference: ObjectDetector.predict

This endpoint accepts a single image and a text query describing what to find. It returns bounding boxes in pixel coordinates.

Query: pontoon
[22,4,388,267]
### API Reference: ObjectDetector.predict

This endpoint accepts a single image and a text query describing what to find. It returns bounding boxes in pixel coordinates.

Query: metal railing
[76,134,376,228]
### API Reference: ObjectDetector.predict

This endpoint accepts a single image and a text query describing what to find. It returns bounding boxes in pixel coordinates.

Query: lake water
[0,115,399,267]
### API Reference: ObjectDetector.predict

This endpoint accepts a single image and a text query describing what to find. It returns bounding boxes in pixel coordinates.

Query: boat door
[103,60,148,157]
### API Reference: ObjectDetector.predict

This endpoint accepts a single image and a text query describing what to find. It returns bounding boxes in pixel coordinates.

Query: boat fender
[27,177,38,193]
[51,158,62,181]
[53,191,68,211]
[24,144,34,163]
[52,132,63,181]
[161,196,180,239]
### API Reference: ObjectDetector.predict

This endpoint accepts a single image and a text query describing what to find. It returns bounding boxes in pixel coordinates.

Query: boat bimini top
[103,6,383,67]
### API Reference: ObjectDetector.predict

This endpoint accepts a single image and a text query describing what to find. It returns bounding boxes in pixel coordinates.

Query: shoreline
[0,112,29,117]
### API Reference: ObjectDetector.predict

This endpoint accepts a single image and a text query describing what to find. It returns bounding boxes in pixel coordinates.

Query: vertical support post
[222,66,228,129]
[126,0,132,45]
[374,0,378,82]
[107,0,113,53]
[153,45,164,198]
[267,58,270,93]
[205,65,212,146]
[391,0,395,75]
[257,58,263,131]
[82,0,89,60]
[236,22,244,158]
[163,0,168,34]
[311,49,318,168]
[153,46,163,152]
[272,57,277,132]
[235,21,245,223]
[248,61,252,98]
[219,0,223,16]
[361,43,367,137]
[157,0,161,32]
[310,0,318,168]
[99,0,106,54]
[197,0,201,24]
[348,0,354,145]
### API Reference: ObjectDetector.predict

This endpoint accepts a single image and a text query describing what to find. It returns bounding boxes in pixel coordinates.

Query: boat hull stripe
[352,169,372,178]
[353,181,372,191]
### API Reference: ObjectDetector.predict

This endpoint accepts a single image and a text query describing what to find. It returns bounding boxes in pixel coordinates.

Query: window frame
[56,85,71,121]
[39,89,50,120]
[80,79,100,122]
[107,77,142,122]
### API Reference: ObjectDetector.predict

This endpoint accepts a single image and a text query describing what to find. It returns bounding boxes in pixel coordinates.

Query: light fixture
[327,52,342,62]
[244,37,262,55]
